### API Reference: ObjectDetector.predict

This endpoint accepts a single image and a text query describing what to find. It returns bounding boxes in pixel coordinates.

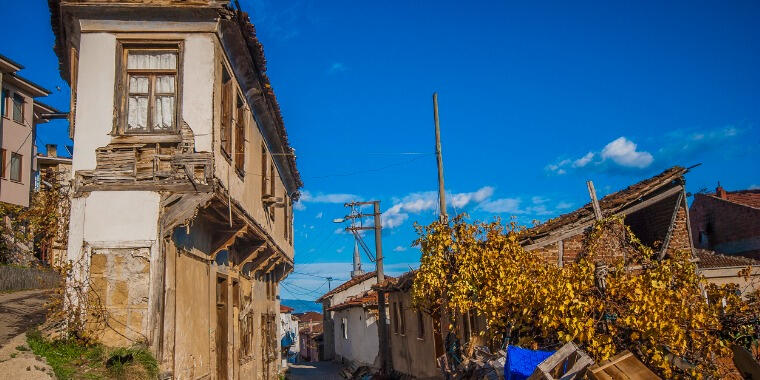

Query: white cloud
[556,201,573,210]
[546,136,653,175]
[381,186,495,229]
[336,247,345,254]
[601,137,653,168]
[478,198,522,213]
[315,212,323,219]
[293,202,306,211]
[573,152,594,168]
[299,190,361,204]
[749,184,760,190]
[450,186,495,208]
[393,246,408,252]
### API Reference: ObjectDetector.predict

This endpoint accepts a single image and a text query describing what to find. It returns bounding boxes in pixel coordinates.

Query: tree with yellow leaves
[412,215,755,378]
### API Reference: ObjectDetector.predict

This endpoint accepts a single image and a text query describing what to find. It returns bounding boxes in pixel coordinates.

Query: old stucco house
[317,269,385,361]
[327,290,382,370]
[49,1,301,379]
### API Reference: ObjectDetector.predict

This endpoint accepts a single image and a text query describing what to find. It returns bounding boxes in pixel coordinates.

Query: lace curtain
[126,51,177,132]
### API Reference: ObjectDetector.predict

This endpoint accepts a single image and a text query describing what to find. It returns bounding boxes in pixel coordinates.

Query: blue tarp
[281,331,295,348]
[504,345,555,380]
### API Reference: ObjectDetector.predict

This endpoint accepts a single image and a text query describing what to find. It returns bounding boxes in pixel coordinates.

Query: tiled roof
[316,271,393,302]
[713,190,760,209]
[327,290,378,311]
[280,305,294,313]
[695,249,760,269]
[375,270,416,292]
[294,311,322,323]
[522,166,687,241]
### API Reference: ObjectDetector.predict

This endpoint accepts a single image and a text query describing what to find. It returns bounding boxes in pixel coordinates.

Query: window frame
[220,66,233,158]
[12,93,24,123]
[233,92,246,174]
[114,40,184,136]
[9,152,22,182]
[0,149,5,178]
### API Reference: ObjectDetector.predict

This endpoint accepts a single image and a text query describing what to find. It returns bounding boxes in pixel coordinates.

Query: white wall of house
[72,32,116,174]
[333,306,379,368]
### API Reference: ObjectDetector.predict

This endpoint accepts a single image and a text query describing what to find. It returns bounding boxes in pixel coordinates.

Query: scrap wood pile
[446,342,660,380]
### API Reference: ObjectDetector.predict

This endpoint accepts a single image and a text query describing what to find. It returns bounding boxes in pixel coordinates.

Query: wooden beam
[587,180,603,220]
[658,189,685,260]
[233,240,267,269]
[210,225,247,260]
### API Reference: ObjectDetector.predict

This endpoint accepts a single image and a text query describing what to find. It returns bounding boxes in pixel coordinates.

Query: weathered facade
[690,186,760,260]
[378,271,443,380]
[521,166,695,265]
[49,1,301,379]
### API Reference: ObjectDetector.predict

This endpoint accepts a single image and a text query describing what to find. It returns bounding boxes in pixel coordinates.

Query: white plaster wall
[334,307,379,368]
[331,277,377,306]
[182,34,214,152]
[72,33,116,174]
[83,191,160,242]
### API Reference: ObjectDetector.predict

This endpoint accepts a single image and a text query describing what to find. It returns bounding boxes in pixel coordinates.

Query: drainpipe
[0,71,4,199]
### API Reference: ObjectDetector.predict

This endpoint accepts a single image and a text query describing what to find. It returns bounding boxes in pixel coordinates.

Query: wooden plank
[590,351,633,372]
[613,354,660,380]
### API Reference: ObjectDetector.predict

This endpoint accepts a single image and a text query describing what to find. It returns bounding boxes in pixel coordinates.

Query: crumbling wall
[88,247,150,346]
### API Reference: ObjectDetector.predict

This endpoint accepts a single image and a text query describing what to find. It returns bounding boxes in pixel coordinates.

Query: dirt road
[0,289,51,345]
[286,361,344,380]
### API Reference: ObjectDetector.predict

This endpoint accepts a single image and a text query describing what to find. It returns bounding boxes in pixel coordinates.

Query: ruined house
[49,1,301,379]
[521,166,695,264]
[690,185,760,260]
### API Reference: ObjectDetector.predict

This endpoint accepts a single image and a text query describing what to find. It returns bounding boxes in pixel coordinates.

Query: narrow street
[286,361,344,380]
[0,289,50,345]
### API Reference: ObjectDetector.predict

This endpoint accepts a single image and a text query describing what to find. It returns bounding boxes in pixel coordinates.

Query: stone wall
[88,247,151,346]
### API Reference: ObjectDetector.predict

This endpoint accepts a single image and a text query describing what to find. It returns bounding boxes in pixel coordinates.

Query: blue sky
[2,1,758,300]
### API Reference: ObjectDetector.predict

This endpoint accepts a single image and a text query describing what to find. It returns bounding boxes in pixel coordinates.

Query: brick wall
[690,194,760,259]
[665,205,692,256]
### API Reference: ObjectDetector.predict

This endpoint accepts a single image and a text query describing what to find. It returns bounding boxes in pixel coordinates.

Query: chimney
[716,183,727,199]
[45,144,57,157]
[351,241,365,278]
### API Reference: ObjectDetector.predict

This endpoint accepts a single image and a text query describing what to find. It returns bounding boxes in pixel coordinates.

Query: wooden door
[216,276,228,380]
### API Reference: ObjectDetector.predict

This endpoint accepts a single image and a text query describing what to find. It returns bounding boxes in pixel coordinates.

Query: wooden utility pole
[433,92,451,374]
[342,201,390,373]
[433,92,447,221]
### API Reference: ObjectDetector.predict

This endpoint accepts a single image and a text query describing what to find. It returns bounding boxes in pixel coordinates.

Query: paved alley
[0,289,50,345]
[286,361,344,380]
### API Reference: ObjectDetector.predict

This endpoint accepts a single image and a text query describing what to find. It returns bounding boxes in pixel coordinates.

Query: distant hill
[281,298,322,314]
